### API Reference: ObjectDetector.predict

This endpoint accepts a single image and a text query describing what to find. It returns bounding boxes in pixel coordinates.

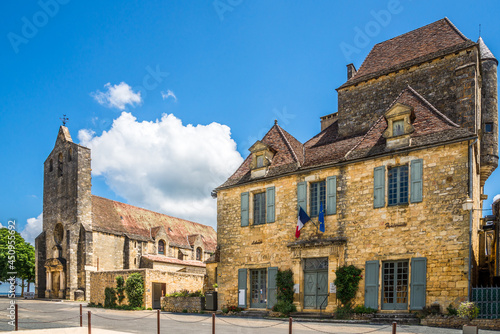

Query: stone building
[213,18,498,312]
[35,126,217,305]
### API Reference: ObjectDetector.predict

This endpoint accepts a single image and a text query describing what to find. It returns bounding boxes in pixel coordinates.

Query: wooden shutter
[241,192,249,227]
[238,268,247,308]
[410,257,427,310]
[373,166,385,208]
[326,176,337,215]
[267,267,278,309]
[364,261,379,309]
[410,159,423,203]
[297,181,307,213]
[266,186,275,223]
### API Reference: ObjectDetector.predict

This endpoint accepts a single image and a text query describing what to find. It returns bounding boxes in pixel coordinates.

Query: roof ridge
[443,17,469,41]
[344,116,385,159]
[275,124,302,167]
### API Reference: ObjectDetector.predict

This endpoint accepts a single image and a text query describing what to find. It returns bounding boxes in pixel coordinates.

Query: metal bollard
[157,309,160,334]
[80,304,83,327]
[15,303,18,331]
[289,317,292,334]
[88,311,91,334]
[212,313,215,334]
[392,321,397,334]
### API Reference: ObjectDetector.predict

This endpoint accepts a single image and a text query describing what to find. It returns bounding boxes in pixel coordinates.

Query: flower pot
[463,325,478,334]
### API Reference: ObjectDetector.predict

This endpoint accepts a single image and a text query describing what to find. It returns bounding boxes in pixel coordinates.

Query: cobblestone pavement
[0,299,499,333]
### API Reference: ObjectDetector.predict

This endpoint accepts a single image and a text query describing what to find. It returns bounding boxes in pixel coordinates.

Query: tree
[0,228,35,296]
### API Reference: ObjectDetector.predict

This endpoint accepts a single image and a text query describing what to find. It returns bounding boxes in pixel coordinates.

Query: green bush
[457,302,479,321]
[116,276,126,304]
[353,305,377,314]
[335,304,353,319]
[446,304,458,316]
[104,287,117,308]
[227,306,243,313]
[221,307,229,314]
[182,309,188,313]
[125,273,145,308]
[272,300,297,315]
[334,265,363,306]
[276,270,294,304]
[188,290,204,297]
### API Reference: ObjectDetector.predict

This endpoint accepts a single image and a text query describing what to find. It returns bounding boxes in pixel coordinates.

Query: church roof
[217,86,474,190]
[91,196,217,252]
[338,18,476,89]
[141,254,206,268]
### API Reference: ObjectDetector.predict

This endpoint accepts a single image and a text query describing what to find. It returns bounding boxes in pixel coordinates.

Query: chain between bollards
[15,303,18,331]
[157,309,160,334]
[80,304,83,327]
[88,311,91,334]
[392,321,397,334]
[212,312,215,334]
[289,317,292,334]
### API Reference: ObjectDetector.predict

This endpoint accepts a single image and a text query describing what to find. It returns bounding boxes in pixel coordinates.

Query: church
[213,18,498,312]
[35,126,217,306]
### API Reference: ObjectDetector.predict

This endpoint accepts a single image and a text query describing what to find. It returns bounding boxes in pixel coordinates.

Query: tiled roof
[338,18,475,89]
[91,196,217,252]
[478,37,497,63]
[142,254,206,268]
[218,86,474,189]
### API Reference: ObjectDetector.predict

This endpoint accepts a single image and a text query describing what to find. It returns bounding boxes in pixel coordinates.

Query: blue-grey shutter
[326,176,337,215]
[266,186,275,223]
[297,181,307,213]
[373,166,385,208]
[410,159,423,203]
[238,268,247,308]
[410,257,427,310]
[267,267,278,309]
[241,192,249,227]
[365,261,379,309]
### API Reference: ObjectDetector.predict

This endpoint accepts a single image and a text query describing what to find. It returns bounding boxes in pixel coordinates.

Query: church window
[253,192,266,225]
[196,247,202,261]
[310,181,326,217]
[134,241,137,248]
[49,159,53,172]
[388,165,409,206]
[178,250,183,260]
[485,123,493,133]
[68,148,73,162]
[54,223,64,245]
[134,258,137,265]
[158,240,165,255]
[392,120,405,136]
[58,153,63,177]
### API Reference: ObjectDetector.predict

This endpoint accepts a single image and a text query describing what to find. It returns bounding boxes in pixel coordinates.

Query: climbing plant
[125,273,145,308]
[273,269,296,315]
[116,276,125,304]
[334,265,363,306]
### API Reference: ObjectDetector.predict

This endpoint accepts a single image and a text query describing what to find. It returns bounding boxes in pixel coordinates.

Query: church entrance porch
[44,258,66,299]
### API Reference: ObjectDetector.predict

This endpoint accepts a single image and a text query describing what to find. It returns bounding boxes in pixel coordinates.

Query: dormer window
[392,120,404,136]
[256,155,264,168]
[248,140,276,179]
[158,240,165,255]
[383,103,415,149]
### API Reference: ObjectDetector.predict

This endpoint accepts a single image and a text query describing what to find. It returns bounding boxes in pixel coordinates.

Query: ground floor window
[382,260,408,310]
[250,269,267,308]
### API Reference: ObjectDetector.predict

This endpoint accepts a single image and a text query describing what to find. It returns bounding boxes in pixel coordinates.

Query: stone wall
[161,296,205,312]
[337,48,479,137]
[421,315,500,330]
[217,141,479,311]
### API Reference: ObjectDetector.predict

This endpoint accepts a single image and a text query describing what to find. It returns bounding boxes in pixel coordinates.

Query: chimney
[347,63,357,80]
[320,113,338,132]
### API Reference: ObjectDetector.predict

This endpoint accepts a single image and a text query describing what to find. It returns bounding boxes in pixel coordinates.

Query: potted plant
[457,302,480,334]
[212,283,218,292]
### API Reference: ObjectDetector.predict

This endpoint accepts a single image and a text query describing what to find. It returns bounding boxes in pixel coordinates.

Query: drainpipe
[467,138,478,301]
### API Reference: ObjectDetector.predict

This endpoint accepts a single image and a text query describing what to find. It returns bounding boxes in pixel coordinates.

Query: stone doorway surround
[287,237,346,312]
[44,258,66,299]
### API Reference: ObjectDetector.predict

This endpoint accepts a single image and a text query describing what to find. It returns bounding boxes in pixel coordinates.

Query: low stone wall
[162,296,205,312]
[421,315,500,330]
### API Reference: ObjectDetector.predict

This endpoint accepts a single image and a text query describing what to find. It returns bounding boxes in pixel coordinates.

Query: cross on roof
[60,114,69,126]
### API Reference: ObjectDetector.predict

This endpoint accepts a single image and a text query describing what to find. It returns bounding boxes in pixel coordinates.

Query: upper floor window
[68,148,73,162]
[253,192,266,225]
[256,155,264,168]
[49,159,53,172]
[485,123,493,133]
[196,247,202,261]
[58,153,64,177]
[310,181,326,217]
[392,120,405,136]
[388,165,409,206]
[158,240,165,255]
[178,250,183,260]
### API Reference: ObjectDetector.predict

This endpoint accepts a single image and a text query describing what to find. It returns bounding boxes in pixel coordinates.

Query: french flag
[295,207,311,238]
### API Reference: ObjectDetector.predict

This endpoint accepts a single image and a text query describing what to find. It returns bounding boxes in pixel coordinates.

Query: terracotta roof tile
[339,18,475,89]
[142,254,206,268]
[91,196,216,252]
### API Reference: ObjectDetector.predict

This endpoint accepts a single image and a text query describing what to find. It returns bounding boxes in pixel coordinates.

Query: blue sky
[1,0,499,244]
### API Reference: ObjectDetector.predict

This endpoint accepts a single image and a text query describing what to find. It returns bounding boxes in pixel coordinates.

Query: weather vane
[60,114,69,126]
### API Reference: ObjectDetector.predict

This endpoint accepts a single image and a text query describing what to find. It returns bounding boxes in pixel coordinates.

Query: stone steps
[370,313,420,325]
[240,310,269,318]
[290,312,333,319]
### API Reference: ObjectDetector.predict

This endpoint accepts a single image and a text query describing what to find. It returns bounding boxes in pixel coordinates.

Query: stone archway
[44,258,66,299]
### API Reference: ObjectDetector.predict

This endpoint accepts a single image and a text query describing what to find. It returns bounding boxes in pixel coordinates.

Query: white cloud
[91,82,142,110]
[493,194,500,203]
[78,112,243,228]
[161,90,177,101]
[21,213,43,245]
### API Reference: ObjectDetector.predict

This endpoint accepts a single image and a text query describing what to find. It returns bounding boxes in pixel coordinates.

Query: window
[310,181,325,217]
[196,247,202,261]
[58,153,63,177]
[158,240,165,255]
[485,123,493,133]
[256,155,264,168]
[49,159,53,172]
[68,148,72,162]
[178,250,183,260]
[253,192,266,225]
[392,120,404,136]
[388,165,409,206]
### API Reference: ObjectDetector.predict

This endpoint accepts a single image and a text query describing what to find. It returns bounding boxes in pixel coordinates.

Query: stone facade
[214,18,498,313]
[421,315,500,330]
[161,296,205,312]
